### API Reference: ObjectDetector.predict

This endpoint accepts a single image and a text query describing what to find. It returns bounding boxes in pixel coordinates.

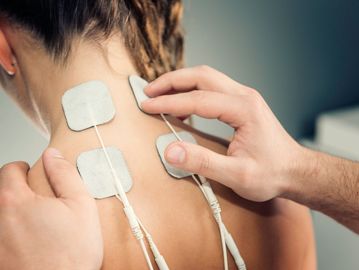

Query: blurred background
[1,0,359,269]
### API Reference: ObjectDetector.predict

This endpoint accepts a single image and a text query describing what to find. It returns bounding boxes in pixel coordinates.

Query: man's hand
[0,148,103,270]
[142,66,302,202]
[141,66,359,233]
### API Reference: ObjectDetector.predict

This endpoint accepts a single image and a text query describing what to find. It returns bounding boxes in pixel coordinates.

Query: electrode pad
[62,80,115,131]
[128,75,150,111]
[77,147,133,199]
[156,131,197,179]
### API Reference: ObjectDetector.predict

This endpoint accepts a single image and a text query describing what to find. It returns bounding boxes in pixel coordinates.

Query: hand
[0,148,103,270]
[142,66,304,202]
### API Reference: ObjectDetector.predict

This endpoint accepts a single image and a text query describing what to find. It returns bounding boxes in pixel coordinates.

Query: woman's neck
[21,37,143,145]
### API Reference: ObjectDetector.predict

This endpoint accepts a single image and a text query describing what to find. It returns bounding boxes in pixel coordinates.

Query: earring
[7,67,15,76]
[8,58,16,76]
[0,59,16,76]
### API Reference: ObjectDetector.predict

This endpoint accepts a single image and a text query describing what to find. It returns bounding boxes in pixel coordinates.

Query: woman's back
[27,84,316,269]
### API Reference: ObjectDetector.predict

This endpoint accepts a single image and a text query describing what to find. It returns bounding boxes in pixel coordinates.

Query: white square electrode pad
[128,75,150,111]
[77,147,133,199]
[156,131,197,179]
[62,80,115,131]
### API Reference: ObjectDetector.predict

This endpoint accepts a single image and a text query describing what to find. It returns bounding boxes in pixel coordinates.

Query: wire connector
[223,225,246,270]
[124,206,143,240]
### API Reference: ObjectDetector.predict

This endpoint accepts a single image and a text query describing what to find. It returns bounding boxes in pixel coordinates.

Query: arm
[142,65,359,233]
[287,148,359,232]
[0,148,103,270]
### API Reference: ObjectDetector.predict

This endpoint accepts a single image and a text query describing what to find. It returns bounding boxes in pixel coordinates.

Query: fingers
[42,148,89,199]
[142,90,249,128]
[0,161,32,194]
[145,66,251,97]
[165,141,238,188]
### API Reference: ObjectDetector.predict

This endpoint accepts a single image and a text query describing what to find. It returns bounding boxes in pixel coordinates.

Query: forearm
[283,147,359,233]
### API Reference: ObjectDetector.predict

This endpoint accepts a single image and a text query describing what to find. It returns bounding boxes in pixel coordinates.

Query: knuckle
[191,90,207,101]
[238,162,257,189]
[248,88,262,99]
[196,65,213,74]
[247,89,264,110]
[196,153,211,174]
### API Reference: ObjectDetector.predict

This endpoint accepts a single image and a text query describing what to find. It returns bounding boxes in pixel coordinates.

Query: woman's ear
[0,28,16,76]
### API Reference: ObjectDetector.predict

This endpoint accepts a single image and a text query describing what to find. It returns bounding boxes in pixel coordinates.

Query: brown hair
[0,0,184,81]
[121,1,184,80]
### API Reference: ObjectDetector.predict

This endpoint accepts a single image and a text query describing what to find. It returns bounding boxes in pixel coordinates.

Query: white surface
[312,211,359,269]
[128,75,150,111]
[62,80,115,131]
[77,147,133,199]
[0,91,47,166]
[316,106,359,160]
[302,138,359,161]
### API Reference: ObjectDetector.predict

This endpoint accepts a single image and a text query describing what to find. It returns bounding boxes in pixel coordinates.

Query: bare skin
[0,150,103,270]
[0,26,316,269]
[142,66,359,234]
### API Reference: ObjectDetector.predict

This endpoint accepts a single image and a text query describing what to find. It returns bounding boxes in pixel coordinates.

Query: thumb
[42,148,89,199]
[165,142,237,187]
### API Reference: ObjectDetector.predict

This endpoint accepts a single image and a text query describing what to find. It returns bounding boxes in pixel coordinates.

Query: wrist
[280,144,316,201]
[277,143,359,233]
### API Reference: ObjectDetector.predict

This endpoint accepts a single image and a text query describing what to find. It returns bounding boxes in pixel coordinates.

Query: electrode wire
[222,225,247,270]
[191,173,229,270]
[160,113,229,270]
[115,194,169,270]
[93,125,129,206]
[160,113,247,270]
[137,218,170,270]
[90,101,167,270]
[140,238,155,270]
[160,114,182,141]
[218,214,229,270]
[92,123,154,270]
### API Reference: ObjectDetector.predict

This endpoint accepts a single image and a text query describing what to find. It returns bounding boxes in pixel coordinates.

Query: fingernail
[47,148,64,159]
[166,145,186,164]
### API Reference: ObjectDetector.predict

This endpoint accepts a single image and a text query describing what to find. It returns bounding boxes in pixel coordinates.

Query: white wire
[93,125,130,206]
[218,216,229,270]
[160,113,182,141]
[140,238,155,270]
[93,124,154,270]
[192,174,229,270]
[115,195,169,270]
[160,114,229,270]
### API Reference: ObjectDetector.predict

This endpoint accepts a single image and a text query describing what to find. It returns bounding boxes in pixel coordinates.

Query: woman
[0,1,315,269]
